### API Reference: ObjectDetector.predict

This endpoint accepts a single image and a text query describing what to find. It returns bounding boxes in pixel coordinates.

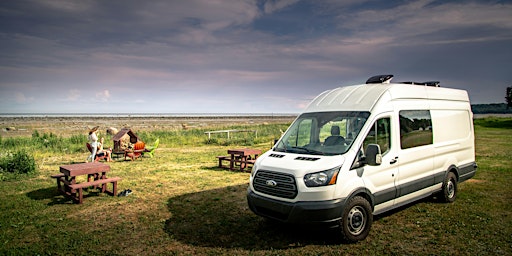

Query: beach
[0,115,296,138]
[2,113,508,138]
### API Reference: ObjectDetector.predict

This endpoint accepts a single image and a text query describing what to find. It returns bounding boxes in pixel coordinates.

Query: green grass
[0,119,511,255]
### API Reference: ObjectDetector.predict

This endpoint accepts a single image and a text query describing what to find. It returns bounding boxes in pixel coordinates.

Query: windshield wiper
[290,146,324,155]
[274,140,287,152]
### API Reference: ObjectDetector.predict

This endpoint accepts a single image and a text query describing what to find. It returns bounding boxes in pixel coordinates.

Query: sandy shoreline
[0,115,297,138]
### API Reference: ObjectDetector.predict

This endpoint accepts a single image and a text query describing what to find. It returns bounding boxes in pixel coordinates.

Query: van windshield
[274,111,370,156]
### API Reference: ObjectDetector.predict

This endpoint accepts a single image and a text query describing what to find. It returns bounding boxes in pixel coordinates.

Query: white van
[247,75,477,242]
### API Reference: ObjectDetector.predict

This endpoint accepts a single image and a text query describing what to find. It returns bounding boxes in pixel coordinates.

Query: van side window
[399,110,433,149]
[363,117,391,154]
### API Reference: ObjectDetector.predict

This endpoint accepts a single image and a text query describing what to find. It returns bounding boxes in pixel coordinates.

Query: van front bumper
[247,188,345,226]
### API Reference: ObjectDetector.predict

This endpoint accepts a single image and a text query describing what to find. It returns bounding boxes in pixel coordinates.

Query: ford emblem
[266,180,277,187]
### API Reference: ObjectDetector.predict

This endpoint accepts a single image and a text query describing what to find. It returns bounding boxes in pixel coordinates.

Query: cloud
[37,0,93,12]
[66,89,81,101]
[15,92,33,103]
[335,0,512,46]
[263,0,300,14]
[95,89,110,102]
[0,0,510,114]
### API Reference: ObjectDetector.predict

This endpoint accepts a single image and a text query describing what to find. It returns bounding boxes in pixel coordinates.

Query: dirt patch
[466,179,485,183]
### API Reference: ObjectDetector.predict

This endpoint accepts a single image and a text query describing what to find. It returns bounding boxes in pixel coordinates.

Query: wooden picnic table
[111,149,126,160]
[51,162,121,204]
[218,148,262,172]
[111,148,145,160]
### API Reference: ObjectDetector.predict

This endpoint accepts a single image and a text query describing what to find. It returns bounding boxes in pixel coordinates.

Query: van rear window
[399,110,433,149]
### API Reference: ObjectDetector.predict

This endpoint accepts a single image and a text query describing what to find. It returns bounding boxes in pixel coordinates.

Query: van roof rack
[366,75,440,87]
[366,74,394,84]
[401,81,440,87]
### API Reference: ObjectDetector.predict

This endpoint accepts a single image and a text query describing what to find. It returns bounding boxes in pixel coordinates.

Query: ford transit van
[247,75,477,242]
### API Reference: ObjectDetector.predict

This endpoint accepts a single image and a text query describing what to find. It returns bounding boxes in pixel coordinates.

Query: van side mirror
[365,144,382,166]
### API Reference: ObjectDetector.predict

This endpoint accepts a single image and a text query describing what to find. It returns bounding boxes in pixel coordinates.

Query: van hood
[256,151,346,177]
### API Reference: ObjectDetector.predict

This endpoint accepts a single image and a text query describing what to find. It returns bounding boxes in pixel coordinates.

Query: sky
[1,0,511,114]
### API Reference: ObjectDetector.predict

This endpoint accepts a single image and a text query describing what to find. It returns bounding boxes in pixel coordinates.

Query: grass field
[0,118,511,255]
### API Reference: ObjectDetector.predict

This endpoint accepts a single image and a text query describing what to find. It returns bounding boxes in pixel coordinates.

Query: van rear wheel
[339,196,372,242]
[439,172,457,203]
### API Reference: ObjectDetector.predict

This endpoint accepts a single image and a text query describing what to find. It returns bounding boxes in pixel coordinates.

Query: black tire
[439,172,457,203]
[339,196,373,242]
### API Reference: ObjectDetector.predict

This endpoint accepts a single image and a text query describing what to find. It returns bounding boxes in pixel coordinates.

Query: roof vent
[366,74,393,84]
[294,156,320,161]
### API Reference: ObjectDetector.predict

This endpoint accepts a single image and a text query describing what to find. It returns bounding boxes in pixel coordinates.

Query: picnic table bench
[217,148,262,172]
[50,162,121,204]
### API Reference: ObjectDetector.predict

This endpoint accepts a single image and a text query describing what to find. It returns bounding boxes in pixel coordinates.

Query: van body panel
[247,189,345,224]
[395,145,435,196]
[375,184,438,215]
[247,80,477,233]
[354,111,398,205]
[257,152,345,175]
[250,152,345,202]
[458,162,477,181]
[306,85,390,112]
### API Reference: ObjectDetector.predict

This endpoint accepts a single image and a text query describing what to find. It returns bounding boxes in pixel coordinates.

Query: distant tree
[506,87,512,108]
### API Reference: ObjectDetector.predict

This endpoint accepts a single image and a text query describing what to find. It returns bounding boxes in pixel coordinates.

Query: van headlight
[304,167,340,187]
[250,160,259,177]
[250,165,256,177]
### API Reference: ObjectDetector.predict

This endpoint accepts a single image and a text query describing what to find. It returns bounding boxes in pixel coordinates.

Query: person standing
[86,126,99,162]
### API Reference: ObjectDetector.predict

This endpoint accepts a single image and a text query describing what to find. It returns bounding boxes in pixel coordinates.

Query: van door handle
[390,157,398,164]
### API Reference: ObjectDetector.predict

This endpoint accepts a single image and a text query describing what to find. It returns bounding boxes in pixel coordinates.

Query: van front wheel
[339,196,372,242]
[440,172,457,203]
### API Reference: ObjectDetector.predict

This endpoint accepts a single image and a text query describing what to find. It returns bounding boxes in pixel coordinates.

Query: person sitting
[97,137,112,162]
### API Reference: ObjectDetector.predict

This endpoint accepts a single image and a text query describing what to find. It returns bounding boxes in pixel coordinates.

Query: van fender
[438,154,460,179]
[343,187,376,211]
[444,164,459,181]
[432,164,458,195]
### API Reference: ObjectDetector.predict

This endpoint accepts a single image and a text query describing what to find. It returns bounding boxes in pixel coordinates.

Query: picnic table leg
[87,173,102,190]
[240,155,247,171]
[112,180,118,195]
[100,172,108,193]
[243,155,254,171]
[230,154,236,170]
[66,176,80,203]
[77,188,84,204]
[64,176,74,195]
[55,177,62,192]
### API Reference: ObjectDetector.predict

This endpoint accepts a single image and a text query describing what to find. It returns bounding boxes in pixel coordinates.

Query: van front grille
[253,170,297,199]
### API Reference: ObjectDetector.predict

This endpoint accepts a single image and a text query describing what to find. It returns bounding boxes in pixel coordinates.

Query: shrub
[70,134,86,144]
[2,137,17,149]
[474,118,512,129]
[0,150,37,175]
